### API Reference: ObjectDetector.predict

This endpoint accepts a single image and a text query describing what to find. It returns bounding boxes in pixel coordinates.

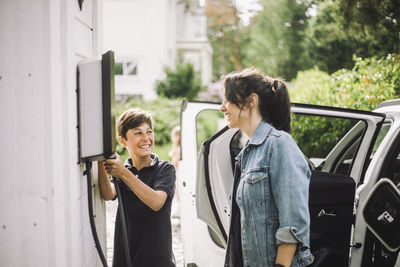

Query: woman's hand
[104,153,127,179]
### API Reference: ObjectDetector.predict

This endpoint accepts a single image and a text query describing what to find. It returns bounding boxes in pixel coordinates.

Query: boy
[98,108,176,267]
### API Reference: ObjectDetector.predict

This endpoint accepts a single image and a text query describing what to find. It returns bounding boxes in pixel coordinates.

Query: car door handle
[318,209,336,217]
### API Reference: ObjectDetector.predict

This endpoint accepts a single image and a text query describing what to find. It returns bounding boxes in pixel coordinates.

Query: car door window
[197,111,372,177]
[196,109,224,151]
[371,123,391,156]
[291,114,366,176]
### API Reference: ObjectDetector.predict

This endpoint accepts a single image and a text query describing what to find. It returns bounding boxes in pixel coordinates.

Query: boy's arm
[104,155,168,212]
[120,170,168,212]
[97,161,116,201]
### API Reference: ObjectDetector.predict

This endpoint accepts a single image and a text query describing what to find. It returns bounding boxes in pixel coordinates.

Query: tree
[304,0,357,73]
[206,0,243,79]
[241,0,312,80]
[290,54,400,157]
[339,0,400,57]
[304,0,400,74]
[155,62,202,100]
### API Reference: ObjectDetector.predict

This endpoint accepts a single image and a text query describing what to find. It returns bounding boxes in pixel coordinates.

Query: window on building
[115,60,138,76]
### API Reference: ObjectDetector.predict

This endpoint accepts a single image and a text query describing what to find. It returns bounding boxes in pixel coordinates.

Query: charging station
[77,50,117,267]
[77,50,116,161]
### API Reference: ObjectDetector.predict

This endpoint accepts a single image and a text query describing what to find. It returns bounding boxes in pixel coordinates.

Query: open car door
[180,101,385,267]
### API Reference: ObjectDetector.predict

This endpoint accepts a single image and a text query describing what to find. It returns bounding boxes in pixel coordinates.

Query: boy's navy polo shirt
[112,154,176,267]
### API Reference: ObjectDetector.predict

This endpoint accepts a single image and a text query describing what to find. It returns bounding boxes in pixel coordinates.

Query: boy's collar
[124,153,159,169]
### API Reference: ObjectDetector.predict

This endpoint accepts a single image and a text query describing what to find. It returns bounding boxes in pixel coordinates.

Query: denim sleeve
[269,133,311,250]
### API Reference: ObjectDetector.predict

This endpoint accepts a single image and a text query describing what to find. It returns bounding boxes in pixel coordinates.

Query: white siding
[0,0,106,266]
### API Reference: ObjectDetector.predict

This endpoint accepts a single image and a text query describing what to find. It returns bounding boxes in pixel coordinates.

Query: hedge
[289,54,400,158]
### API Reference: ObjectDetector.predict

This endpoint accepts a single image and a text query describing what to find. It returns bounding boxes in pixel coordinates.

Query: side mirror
[362,178,400,252]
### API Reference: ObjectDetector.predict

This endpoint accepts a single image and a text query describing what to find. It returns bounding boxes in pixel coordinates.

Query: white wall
[103,0,177,100]
[103,0,212,100]
[0,0,106,266]
[176,1,213,86]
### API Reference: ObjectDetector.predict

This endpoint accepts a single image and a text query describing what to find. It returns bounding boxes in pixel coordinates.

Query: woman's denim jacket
[235,121,314,267]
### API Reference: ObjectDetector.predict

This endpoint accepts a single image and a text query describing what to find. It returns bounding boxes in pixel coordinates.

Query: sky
[234,0,317,26]
[235,0,263,26]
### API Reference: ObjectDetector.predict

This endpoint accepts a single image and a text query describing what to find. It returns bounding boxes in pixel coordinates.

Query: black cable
[112,177,133,266]
[85,160,108,267]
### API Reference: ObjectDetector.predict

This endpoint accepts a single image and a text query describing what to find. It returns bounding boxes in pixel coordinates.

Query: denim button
[241,223,244,229]
[246,147,250,152]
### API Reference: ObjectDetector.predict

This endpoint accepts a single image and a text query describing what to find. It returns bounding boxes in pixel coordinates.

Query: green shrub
[290,54,400,157]
[291,54,400,110]
[155,63,203,100]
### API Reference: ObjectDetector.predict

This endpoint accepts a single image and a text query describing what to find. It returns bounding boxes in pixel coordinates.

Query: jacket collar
[235,121,273,161]
[248,120,273,146]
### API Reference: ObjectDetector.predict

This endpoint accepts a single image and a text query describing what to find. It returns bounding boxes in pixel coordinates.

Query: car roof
[377,99,400,109]
[374,99,400,117]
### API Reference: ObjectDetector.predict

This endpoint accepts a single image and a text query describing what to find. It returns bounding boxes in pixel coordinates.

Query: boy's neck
[131,154,152,170]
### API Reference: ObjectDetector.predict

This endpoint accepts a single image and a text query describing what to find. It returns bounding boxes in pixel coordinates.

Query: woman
[98,108,176,267]
[220,68,313,267]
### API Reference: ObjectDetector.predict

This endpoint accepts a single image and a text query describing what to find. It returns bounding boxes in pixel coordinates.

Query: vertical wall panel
[0,0,105,266]
[0,0,51,265]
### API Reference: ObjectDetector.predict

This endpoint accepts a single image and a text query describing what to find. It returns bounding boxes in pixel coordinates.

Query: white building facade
[0,0,106,266]
[103,0,213,100]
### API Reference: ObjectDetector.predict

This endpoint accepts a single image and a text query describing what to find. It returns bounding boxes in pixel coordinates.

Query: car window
[196,109,224,151]
[196,109,372,177]
[291,114,366,176]
[371,123,391,156]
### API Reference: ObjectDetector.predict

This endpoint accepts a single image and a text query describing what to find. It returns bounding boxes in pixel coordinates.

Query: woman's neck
[131,155,152,170]
[241,109,262,139]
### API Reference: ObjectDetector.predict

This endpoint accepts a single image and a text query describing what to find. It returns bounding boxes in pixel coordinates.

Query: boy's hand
[104,153,127,179]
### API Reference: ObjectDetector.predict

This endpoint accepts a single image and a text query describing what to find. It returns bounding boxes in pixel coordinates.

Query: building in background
[103,0,212,100]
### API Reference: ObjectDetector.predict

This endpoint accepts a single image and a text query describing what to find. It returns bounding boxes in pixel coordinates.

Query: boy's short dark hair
[117,108,153,139]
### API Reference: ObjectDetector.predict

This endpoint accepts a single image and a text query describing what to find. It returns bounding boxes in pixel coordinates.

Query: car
[178,99,400,267]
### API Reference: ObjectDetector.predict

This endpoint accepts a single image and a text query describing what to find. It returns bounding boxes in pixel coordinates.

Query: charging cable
[112,177,133,266]
[84,159,133,267]
[84,160,108,267]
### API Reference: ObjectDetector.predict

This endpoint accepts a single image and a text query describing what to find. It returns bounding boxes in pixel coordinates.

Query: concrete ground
[106,199,184,266]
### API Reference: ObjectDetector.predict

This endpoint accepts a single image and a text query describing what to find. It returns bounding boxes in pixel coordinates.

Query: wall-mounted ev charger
[77,50,117,267]
[77,50,116,161]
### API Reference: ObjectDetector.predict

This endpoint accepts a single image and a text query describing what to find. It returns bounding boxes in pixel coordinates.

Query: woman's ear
[118,136,126,147]
[247,93,259,109]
